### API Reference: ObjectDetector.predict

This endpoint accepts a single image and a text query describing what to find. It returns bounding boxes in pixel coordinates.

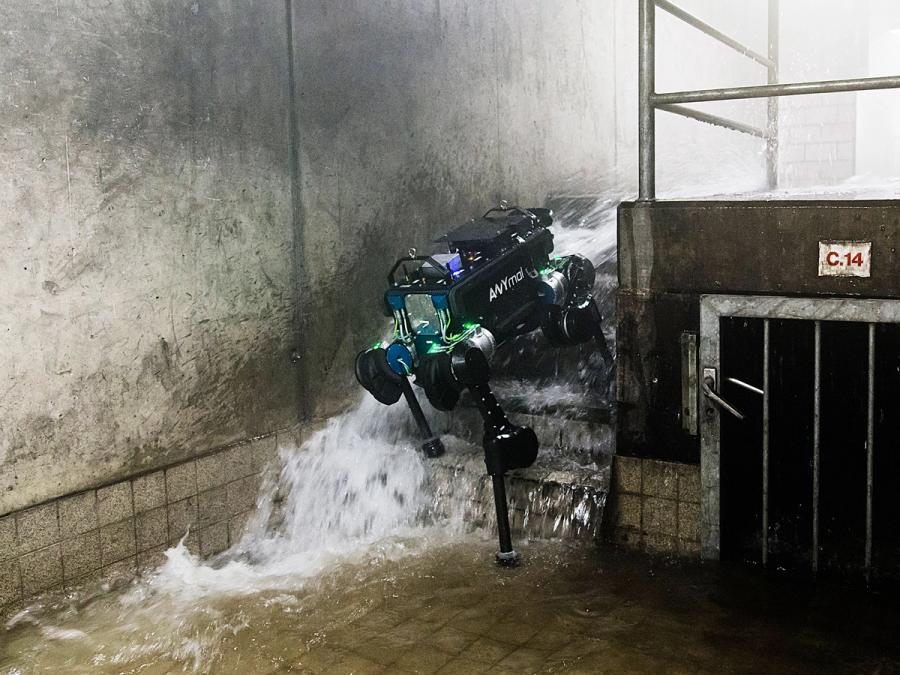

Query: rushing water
[0,357,609,673]
[0,394,604,672]
[0,395,477,672]
[5,539,900,673]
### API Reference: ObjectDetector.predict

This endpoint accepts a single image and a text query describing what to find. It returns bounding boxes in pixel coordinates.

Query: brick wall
[605,456,700,558]
[0,428,296,617]
[776,1,868,189]
[778,95,858,187]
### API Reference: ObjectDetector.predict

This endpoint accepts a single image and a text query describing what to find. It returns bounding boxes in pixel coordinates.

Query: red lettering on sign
[818,242,871,278]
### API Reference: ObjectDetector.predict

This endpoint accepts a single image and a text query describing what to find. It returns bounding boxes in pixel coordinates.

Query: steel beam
[766,0,780,189]
[652,75,900,106]
[812,320,820,574]
[762,319,770,567]
[655,0,774,68]
[866,323,875,583]
[657,103,765,138]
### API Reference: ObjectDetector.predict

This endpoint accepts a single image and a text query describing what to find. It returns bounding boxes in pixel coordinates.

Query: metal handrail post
[766,0,780,189]
[639,0,656,200]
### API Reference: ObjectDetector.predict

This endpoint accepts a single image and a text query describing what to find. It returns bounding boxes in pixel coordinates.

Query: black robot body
[355,205,610,564]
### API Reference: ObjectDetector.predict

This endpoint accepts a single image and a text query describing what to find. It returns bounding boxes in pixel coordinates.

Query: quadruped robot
[355,205,611,564]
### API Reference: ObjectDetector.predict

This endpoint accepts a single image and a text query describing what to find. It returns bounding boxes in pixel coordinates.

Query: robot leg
[356,348,445,458]
[541,255,613,363]
[450,346,538,565]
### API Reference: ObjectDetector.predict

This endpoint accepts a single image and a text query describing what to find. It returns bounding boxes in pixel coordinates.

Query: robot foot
[495,550,521,566]
[421,436,446,458]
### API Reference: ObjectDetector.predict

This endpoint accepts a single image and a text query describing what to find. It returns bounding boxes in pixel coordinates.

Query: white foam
[39,626,87,641]
[121,394,476,602]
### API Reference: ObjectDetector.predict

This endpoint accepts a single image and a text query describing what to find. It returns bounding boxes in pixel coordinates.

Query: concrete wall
[0,1,299,515]
[291,0,623,415]
[1,0,628,518]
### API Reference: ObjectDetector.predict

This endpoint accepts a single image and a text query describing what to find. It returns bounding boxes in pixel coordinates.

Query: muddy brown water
[2,538,899,674]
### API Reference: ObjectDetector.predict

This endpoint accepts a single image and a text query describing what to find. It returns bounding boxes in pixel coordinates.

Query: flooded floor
[3,538,899,674]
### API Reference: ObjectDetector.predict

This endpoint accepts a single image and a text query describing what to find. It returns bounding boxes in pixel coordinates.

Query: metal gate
[699,295,900,584]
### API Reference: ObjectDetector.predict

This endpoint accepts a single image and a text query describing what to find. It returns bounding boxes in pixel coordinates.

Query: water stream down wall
[230,198,621,573]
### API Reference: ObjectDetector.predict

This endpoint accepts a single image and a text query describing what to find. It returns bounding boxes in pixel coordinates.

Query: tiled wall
[605,456,700,558]
[0,430,289,616]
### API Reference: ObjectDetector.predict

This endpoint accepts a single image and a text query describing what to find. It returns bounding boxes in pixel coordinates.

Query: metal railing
[639,0,900,200]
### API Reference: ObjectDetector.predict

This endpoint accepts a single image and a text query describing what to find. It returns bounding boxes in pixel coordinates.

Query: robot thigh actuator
[355,206,611,564]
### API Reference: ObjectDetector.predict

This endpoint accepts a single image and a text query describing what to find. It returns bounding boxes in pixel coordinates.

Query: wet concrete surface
[2,538,899,673]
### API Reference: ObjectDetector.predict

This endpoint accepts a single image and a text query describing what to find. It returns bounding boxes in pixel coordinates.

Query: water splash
[143,395,480,600]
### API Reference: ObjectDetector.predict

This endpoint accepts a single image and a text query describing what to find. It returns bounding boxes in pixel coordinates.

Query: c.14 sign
[818,241,871,278]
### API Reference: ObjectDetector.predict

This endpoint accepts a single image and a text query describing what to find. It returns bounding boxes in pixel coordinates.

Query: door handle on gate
[702,372,746,420]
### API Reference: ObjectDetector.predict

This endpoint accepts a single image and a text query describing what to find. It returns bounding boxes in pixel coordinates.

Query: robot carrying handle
[482,205,534,220]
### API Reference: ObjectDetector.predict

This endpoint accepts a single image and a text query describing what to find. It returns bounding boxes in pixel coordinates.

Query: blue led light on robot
[447,254,464,279]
